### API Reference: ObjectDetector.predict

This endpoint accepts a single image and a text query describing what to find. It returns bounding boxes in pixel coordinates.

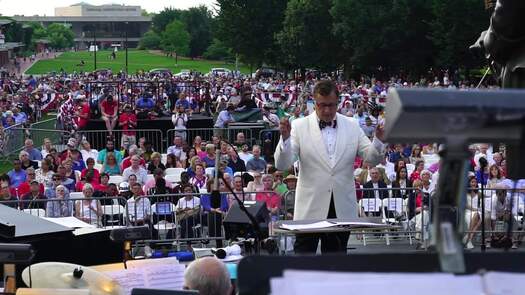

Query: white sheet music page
[483,272,525,295]
[105,268,146,295]
[271,270,484,295]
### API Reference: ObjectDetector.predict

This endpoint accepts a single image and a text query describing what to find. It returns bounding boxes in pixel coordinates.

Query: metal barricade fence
[0,123,26,157]
[81,129,164,153]
[0,196,129,228]
[24,128,72,153]
[166,128,254,151]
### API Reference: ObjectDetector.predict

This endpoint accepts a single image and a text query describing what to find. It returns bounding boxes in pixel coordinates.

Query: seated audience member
[135,94,155,118]
[46,185,73,217]
[69,149,86,172]
[487,164,505,189]
[202,143,217,168]
[56,165,75,192]
[201,179,229,247]
[41,138,53,158]
[246,145,266,173]
[410,160,425,182]
[282,174,297,219]
[100,94,119,136]
[35,159,54,187]
[187,156,204,177]
[75,171,96,192]
[45,152,59,171]
[490,183,519,249]
[190,163,208,190]
[392,166,413,199]
[167,135,187,162]
[0,182,18,208]
[75,184,102,226]
[227,146,246,173]
[228,175,251,206]
[147,152,166,174]
[23,138,42,161]
[362,167,389,200]
[119,104,138,150]
[464,176,489,249]
[141,141,155,162]
[97,140,123,165]
[185,148,197,168]
[246,171,264,193]
[238,144,253,164]
[80,140,99,165]
[420,170,434,195]
[8,159,27,188]
[165,153,181,169]
[102,152,121,176]
[123,155,148,184]
[234,132,247,150]
[20,151,38,170]
[17,167,44,196]
[20,180,46,210]
[59,138,78,162]
[121,145,145,171]
[96,173,111,192]
[358,162,390,185]
[255,174,281,221]
[177,184,201,240]
[409,145,424,164]
[81,158,100,184]
[62,158,80,183]
[272,170,287,196]
[126,183,151,225]
[118,182,132,200]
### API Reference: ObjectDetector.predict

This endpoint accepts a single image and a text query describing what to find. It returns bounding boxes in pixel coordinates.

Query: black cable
[28,264,32,288]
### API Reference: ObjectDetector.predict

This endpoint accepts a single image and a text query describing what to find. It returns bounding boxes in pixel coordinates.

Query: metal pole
[93,29,97,70]
[125,21,128,75]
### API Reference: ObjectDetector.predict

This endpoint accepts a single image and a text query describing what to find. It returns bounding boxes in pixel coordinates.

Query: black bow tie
[319,119,337,130]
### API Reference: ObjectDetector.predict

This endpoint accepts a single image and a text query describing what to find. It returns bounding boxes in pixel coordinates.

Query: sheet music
[483,272,525,295]
[105,268,147,295]
[103,261,186,295]
[126,257,179,269]
[279,221,386,231]
[271,270,484,295]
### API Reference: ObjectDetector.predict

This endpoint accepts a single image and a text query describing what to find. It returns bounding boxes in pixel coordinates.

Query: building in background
[0,19,24,69]
[12,3,151,49]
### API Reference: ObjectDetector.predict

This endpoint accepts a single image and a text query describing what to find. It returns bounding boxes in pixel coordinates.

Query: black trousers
[294,196,350,254]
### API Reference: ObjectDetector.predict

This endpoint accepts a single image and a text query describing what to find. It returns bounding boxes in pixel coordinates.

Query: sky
[0,0,216,16]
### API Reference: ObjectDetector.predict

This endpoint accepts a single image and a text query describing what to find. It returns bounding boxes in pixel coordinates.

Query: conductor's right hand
[279,118,291,141]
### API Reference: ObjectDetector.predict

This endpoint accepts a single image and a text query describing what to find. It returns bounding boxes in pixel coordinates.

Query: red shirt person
[74,96,90,130]
[118,104,138,149]
[100,94,119,136]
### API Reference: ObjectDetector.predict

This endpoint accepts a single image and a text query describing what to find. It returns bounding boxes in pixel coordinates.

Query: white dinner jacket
[274,112,384,220]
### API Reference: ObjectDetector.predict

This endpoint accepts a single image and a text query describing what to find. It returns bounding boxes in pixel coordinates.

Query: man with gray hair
[24,138,42,161]
[183,257,232,295]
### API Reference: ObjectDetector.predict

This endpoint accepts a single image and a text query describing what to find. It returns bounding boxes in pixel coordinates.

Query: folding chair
[23,208,46,217]
[165,168,185,176]
[101,205,126,228]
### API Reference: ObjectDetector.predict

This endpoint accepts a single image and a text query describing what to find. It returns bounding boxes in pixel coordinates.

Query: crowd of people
[0,67,522,251]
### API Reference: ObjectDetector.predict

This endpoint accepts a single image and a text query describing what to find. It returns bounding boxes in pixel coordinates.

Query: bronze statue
[472,0,525,88]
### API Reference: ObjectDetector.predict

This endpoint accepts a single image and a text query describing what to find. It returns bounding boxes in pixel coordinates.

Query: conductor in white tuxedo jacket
[274,80,385,253]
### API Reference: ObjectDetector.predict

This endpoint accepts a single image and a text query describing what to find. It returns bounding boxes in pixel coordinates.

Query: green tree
[429,0,488,72]
[181,6,213,58]
[46,23,74,49]
[277,0,342,72]
[332,0,435,78]
[203,38,234,61]
[139,30,161,49]
[152,8,183,34]
[216,0,287,69]
[161,20,190,58]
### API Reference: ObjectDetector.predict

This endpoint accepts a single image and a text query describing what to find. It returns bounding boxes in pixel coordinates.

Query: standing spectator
[118,104,137,150]
[7,159,27,188]
[100,94,119,137]
[171,105,188,141]
[73,95,90,131]
[246,145,266,173]
[23,139,42,161]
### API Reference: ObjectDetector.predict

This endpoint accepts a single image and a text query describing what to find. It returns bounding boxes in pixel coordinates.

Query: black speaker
[110,225,152,242]
[223,201,270,240]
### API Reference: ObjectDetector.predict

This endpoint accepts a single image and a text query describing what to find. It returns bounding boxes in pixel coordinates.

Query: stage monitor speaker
[0,220,16,238]
[223,201,269,240]
[110,225,152,242]
[385,88,525,143]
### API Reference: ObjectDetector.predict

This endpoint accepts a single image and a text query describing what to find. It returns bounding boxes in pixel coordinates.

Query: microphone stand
[479,158,488,252]
[217,138,262,254]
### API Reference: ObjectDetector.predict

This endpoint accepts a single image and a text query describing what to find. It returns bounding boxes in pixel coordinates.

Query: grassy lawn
[26,50,251,75]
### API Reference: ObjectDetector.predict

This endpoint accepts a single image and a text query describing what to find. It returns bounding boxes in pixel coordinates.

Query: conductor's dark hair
[313,80,339,98]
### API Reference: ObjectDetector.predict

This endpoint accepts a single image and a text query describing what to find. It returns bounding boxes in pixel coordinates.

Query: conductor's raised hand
[279,118,291,141]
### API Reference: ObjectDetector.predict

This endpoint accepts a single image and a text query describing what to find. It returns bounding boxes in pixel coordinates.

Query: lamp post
[125,21,129,75]
[93,28,97,70]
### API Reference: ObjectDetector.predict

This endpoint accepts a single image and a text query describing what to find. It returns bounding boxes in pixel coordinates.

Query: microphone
[213,244,241,259]
[211,148,222,209]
